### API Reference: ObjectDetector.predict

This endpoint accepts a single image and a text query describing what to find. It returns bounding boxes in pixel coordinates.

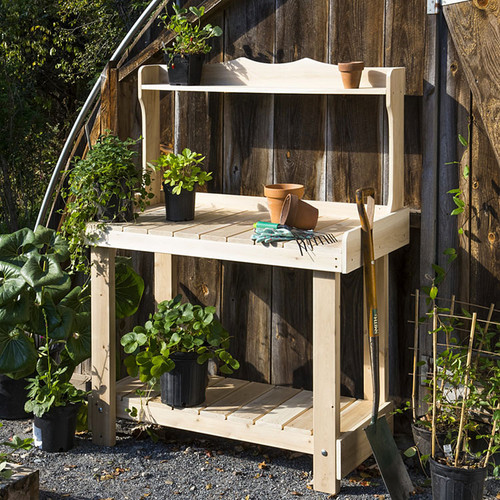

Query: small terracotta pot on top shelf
[338,61,365,89]
[279,194,319,230]
[264,183,304,223]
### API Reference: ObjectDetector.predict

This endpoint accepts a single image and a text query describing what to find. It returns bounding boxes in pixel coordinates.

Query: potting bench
[90,58,408,496]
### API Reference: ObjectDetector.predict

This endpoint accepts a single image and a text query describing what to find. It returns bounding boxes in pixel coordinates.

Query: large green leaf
[0,262,25,306]
[0,325,37,377]
[0,291,31,326]
[20,254,65,288]
[42,274,72,303]
[0,228,35,266]
[59,285,90,314]
[115,258,144,319]
[48,305,75,341]
[31,226,70,263]
[65,312,91,365]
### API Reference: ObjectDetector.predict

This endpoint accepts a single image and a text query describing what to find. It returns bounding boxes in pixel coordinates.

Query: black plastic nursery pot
[430,457,487,500]
[167,54,204,85]
[163,183,196,222]
[411,420,449,457]
[33,403,81,452]
[0,374,31,419]
[94,182,133,222]
[160,352,208,408]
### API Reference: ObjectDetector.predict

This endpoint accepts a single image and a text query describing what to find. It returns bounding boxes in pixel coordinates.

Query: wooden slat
[227,385,300,424]
[443,2,500,167]
[255,390,312,429]
[200,382,273,419]
[190,378,250,414]
[384,0,426,95]
[284,407,313,435]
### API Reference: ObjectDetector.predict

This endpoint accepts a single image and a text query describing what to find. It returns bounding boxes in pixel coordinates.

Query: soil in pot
[0,374,31,420]
[167,54,204,85]
[430,457,487,500]
[33,403,81,452]
[163,183,196,221]
[160,352,208,408]
[263,184,304,223]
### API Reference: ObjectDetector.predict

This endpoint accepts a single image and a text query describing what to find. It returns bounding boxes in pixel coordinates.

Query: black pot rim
[429,456,487,473]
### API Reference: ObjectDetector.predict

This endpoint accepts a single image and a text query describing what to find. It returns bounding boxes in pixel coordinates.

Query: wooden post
[376,256,389,404]
[138,66,162,202]
[154,252,177,305]
[91,246,116,446]
[313,271,341,495]
[100,62,118,135]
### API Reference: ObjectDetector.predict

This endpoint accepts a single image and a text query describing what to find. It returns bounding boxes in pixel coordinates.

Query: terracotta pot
[279,193,318,230]
[338,61,365,89]
[264,183,304,223]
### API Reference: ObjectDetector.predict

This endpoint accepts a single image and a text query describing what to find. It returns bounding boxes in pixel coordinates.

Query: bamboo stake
[440,295,455,393]
[412,289,420,422]
[484,401,500,468]
[431,307,438,459]
[473,303,494,372]
[454,312,477,467]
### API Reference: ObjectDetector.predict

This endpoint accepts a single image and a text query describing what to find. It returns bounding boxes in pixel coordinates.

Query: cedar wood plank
[221,0,275,384]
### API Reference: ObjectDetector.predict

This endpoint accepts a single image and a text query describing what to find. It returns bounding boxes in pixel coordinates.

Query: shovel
[355,188,414,500]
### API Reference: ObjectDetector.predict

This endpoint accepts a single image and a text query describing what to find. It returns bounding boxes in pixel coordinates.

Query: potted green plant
[153,148,212,221]
[61,133,153,272]
[425,309,500,499]
[121,294,239,408]
[0,226,145,439]
[161,4,222,85]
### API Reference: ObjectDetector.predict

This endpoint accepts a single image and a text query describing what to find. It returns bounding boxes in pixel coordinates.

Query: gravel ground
[0,418,499,499]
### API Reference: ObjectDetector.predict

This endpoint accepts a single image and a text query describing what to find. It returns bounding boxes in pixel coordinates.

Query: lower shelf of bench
[116,375,393,479]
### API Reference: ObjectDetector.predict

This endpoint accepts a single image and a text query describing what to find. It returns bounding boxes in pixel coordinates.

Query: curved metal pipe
[35,0,164,229]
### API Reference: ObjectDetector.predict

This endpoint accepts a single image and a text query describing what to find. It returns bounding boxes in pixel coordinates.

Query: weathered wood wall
[78,0,500,405]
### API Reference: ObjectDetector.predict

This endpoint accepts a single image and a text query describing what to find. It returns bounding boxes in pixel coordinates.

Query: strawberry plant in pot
[61,133,153,273]
[161,4,222,85]
[121,294,239,408]
[153,148,212,221]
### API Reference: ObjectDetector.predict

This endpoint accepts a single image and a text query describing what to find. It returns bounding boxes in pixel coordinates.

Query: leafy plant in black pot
[121,294,239,408]
[61,133,153,272]
[425,308,500,500]
[161,4,222,85]
[0,226,145,444]
[152,148,212,221]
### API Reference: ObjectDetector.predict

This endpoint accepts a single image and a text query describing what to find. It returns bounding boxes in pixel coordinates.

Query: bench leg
[90,247,116,446]
[313,271,341,495]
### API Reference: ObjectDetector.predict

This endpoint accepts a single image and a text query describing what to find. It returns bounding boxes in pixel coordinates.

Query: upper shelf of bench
[138,57,405,95]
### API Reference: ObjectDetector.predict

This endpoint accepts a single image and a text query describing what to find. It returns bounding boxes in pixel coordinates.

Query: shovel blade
[364,416,414,500]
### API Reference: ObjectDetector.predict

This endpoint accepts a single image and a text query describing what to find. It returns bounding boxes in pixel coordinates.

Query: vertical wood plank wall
[103,0,500,403]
